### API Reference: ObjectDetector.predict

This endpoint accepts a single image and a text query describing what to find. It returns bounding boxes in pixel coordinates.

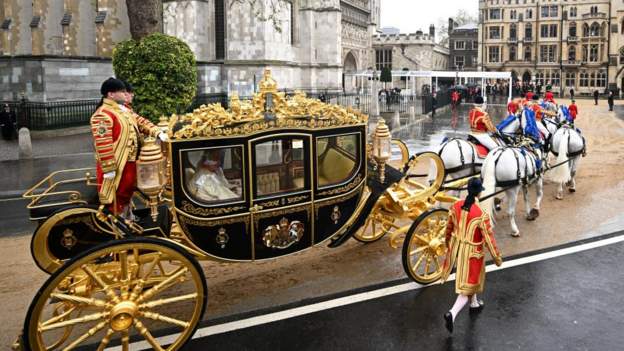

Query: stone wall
[164,0,214,62]
[0,56,113,101]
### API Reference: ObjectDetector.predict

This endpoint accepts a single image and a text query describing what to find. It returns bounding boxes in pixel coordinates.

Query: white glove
[103,171,116,179]
[158,132,169,142]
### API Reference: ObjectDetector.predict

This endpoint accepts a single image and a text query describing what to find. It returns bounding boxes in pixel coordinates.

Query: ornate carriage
[16,70,463,350]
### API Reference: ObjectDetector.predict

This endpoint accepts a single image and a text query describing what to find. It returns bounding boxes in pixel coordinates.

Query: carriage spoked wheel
[402,208,448,284]
[22,237,207,351]
[353,203,396,243]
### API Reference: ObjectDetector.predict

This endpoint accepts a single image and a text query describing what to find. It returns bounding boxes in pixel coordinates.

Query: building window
[590,22,600,37]
[540,24,558,38]
[570,7,577,17]
[489,26,501,39]
[526,9,533,19]
[589,44,599,62]
[540,45,557,62]
[541,5,558,18]
[565,72,576,87]
[569,22,576,37]
[488,46,501,63]
[454,56,465,68]
[536,72,544,86]
[620,47,624,64]
[215,0,226,60]
[582,45,588,61]
[525,23,532,39]
[597,71,606,87]
[552,72,560,86]
[455,41,465,50]
[509,45,517,61]
[568,46,576,61]
[580,72,588,87]
[375,49,392,70]
[510,9,517,20]
[472,56,478,66]
[489,9,501,20]
[583,23,589,37]
[510,23,517,39]
[524,46,532,61]
[590,72,596,87]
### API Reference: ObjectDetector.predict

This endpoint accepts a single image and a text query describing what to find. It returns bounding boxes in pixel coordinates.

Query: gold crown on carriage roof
[168,69,368,140]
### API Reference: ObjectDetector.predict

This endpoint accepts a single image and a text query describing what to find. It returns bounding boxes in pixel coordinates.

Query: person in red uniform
[451,90,460,107]
[544,90,555,104]
[442,177,503,333]
[525,90,534,102]
[507,97,521,115]
[90,78,165,216]
[469,96,496,133]
[568,99,578,121]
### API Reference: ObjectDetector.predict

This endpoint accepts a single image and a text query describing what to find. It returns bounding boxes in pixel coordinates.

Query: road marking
[110,232,624,351]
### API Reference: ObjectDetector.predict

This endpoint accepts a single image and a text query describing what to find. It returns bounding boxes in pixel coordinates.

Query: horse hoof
[556,194,563,200]
[526,209,539,221]
[511,232,520,238]
[568,188,576,193]
[495,205,502,212]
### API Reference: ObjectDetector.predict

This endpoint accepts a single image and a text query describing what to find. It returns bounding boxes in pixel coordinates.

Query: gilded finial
[259,68,278,93]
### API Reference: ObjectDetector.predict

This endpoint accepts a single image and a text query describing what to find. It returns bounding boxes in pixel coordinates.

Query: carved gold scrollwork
[170,69,368,140]
[287,195,308,204]
[178,214,250,233]
[60,229,77,250]
[331,206,341,224]
[216,227,229,249]
[317,174,363,197]
[262,217,304,249]
[180,201,245,217]
[314,189,361,219]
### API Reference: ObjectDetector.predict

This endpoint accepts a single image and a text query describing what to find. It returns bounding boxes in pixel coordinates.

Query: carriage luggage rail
[22,167,96,211]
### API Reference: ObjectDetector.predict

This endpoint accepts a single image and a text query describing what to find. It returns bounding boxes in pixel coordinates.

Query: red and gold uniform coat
[441,200,502,295]
[90,98,160,212]
[469,107,496,133]
[568,104,578,120]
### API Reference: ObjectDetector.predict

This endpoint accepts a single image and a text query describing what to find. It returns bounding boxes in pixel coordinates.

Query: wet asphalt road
[185,233,624,351]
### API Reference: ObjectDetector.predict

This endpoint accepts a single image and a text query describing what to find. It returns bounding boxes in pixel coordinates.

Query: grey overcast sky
[380,0,479,34]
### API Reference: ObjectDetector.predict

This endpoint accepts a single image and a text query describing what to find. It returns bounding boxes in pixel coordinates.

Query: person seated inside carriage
[188,150,240,202]
[468,96,500,156]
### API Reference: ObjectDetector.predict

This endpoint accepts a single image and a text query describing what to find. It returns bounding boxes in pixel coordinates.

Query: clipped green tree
[380,66,392,89]
[113,33,197,121]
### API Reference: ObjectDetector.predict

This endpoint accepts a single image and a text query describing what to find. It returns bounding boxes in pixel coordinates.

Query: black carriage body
[170,124,368,261]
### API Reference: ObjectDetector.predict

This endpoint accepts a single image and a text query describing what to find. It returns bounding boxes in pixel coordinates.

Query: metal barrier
[1,98,99,131]
[2,90,454,131]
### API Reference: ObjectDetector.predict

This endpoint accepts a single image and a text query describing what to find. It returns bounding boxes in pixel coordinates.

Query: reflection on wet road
[390,102,509,156]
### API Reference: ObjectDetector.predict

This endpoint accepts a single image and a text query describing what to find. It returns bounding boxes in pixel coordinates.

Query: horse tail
[551,131,571,183]
[480,154,497,224]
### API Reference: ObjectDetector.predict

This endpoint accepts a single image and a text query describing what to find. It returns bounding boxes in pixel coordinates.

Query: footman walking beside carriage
[441,178,502,333]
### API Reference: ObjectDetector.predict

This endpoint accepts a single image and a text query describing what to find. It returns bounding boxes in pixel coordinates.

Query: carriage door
[250,134,313,259]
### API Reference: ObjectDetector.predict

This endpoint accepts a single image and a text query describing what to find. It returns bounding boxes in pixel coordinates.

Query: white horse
[549,125,585,199]
[433,112,525,183]
[480,145,546,237]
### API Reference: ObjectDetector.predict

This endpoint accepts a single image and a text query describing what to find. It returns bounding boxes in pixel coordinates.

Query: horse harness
[438,138,478,174]
[490,147,540,188]
[550,128,586,158]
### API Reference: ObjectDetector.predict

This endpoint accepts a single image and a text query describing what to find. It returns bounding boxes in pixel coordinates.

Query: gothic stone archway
[343,51,358,92]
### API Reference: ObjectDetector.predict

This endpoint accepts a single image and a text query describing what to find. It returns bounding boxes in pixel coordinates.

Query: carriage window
[255,138,307,196]
[183,146,243,204]
[317,134,359,187]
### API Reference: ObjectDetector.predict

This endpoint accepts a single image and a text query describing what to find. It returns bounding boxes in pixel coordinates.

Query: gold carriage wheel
[401,208,448,284]
[22,237,207,351]
[353,205,395,243]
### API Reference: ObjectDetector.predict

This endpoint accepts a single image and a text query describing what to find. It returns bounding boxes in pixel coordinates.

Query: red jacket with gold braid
[90,98,160,205]
[441,200,502,295]
[469,107,496,133]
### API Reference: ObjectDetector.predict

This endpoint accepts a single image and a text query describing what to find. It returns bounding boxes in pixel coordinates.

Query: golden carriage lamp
[137,137,166,221]
[372,117,392,183]
[157,116,172,191]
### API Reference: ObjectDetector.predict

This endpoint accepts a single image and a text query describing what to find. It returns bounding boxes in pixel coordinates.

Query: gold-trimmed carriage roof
[168,69,368,140]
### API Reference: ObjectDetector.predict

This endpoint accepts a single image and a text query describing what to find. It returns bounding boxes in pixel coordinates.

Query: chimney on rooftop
[429,24,435,41]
